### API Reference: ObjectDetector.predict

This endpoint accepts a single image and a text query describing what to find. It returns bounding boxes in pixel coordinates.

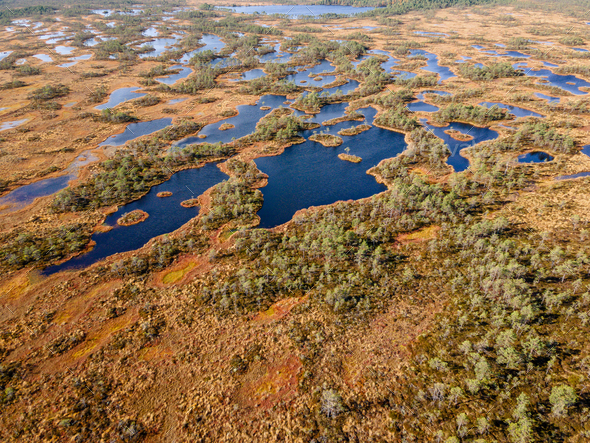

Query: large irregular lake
[31,28,538,273]
[218,5,375,18]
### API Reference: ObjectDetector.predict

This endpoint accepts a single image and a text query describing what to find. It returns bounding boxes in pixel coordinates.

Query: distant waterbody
[218,5,375,18]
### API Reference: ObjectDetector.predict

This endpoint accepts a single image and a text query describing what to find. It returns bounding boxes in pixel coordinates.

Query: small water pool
[156,65,193,85]
[478,102,544,118]
[534,92,560,103]
[100,118,173,147]
[95,87,146,110]
[518,151,554,163]
[409,49,456,83]
[0,118,29,131]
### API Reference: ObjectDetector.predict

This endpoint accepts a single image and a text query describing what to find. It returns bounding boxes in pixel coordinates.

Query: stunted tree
[321,389,344,418]
[549,385,577,416]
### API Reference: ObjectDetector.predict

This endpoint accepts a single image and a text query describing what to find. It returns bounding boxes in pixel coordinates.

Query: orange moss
[252,296,308,323]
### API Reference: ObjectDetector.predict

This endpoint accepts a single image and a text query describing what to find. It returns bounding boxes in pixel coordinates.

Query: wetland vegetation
[2,0,590,441]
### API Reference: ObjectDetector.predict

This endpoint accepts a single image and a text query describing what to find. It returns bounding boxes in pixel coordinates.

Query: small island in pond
[180,198,199,208]
[444,129,474,141]
[338,153,362,163]
[117,209,149,226]
[157,191,173,197]
[219,123,235,131]
[338,124,371,136]
[309,133,343,147]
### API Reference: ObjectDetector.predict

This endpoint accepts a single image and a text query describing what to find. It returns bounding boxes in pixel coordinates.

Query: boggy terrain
[2,0,590,441]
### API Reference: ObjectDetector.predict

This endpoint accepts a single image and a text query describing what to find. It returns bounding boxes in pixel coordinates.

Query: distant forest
[1,0,589,23]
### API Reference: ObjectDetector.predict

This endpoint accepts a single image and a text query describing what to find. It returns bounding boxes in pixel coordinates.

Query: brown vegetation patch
[238,354,302,409]
[156,191,173,198]
[0,271,31,302]
[94,224,113,233]
[323,114,365,126]
[70,310,138,360]
[180,198,199,208]
[338,153,362,163]
[309,133,343,147]
[252,296,308,324]
[397,225,440,244]
[444,129,474,141]
[338,124,371,136]
[117,209,148,226]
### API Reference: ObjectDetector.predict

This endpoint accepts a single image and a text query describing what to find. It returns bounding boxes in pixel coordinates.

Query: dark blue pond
[259,42,293,63]
[255,106,403,228]
[407,101,439,112]
[409,49,456,83]
[285,60,337,87]
[322,80,360,95]
[582,144,590,156]
[518,151,553,163]
[139,35,183,58]
[409,90,451,111]
[156,65,193,84]
[95,87,146,110]
[420,118,499,172]
[43,163,228,274]
[231,68,267,81]
[367,49,400,73]
[0,150,99,214]
[472,46,530,58]
[417,90,452,100]
[534,92,560,103]
[513,63,590,95]
[174,95,287,148]
[100,118,173,146]
[0,175,73,214]
[179,34,225,64]
[478,102,544,118]
[220,5,375,18]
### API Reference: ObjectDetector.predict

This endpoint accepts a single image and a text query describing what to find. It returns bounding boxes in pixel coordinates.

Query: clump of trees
[460,61,521,81]
[251,110,309,141]
[174,65,217,93]
[374,106,419,131]
[97,109,136,123]
[560,36,584,46]
[514,121,576,153]
[431,103,509,125]
[0,225,90,269]
[238,76,299,95]
[27,84,70,101]
[507,36,531,49]
[15,65,41,76]
[202,179,263,230]
[0,79,26,90]
[134,95,161,107]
